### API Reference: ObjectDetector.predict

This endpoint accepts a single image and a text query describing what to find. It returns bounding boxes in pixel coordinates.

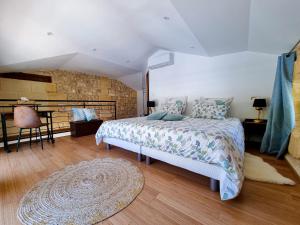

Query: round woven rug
[18,158,144,225]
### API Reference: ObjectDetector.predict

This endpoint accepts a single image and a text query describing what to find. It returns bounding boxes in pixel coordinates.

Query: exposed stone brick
[25,69,137,119]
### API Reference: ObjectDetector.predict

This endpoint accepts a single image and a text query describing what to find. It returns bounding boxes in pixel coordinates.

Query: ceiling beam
[0,72,52,83]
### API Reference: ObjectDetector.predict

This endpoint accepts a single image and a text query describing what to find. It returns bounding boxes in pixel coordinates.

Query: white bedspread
[96,117,245,200]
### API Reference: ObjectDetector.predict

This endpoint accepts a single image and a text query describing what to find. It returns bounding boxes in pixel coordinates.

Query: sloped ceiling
[248,0,300,54]
[0,0,299,78]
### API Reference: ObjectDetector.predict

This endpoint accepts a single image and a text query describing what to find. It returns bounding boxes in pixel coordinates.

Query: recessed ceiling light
[92,48,97,51]
[163,16,170,20]
[47,32,54,36]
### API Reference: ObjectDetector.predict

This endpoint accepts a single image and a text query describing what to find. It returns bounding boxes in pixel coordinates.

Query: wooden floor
[0,135,300,225]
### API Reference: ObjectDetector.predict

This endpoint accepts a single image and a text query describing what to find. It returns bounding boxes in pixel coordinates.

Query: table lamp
[147,101,155,114]
[253,98,267,121]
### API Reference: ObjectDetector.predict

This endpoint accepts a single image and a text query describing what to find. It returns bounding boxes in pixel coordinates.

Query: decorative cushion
[160,103,182,114]
[83,108,98,121]
[147,111,167,120]
[162,113,184,121]
[72,108,86,121]
[191,97,233,120]
[160,96,187,114]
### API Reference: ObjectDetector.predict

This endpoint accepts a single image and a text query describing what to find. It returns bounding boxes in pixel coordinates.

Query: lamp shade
[147,101,155,107]
[253,98,267,108]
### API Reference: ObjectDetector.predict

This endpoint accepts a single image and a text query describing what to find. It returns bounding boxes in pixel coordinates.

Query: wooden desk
[1,110,55,153]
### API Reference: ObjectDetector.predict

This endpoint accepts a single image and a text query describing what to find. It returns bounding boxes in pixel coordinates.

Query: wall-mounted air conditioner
[148,52,174,70]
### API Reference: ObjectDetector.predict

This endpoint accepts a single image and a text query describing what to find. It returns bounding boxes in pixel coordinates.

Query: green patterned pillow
[161,103,182,114]
[162,113,184,121]
[160,97,187,114]
[147,111,167,120]
[191,97,233,120]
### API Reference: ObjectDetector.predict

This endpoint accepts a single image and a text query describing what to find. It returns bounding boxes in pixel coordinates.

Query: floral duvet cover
[95,117,244,200]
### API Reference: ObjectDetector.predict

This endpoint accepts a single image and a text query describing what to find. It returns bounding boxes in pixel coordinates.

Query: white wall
[149,50,278,120]
[118,72,143,91]
[137,90,144,116]
[118,72,144,116]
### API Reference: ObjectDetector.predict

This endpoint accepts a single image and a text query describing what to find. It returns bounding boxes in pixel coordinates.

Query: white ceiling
[248,0,300,54]
[171,0,251,56]
[0,0,299,78]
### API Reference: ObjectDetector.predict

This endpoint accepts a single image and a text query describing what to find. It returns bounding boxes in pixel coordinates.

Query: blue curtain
[261,52,296,159]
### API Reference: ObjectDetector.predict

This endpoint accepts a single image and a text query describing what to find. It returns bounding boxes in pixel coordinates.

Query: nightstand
[243,119,267,145]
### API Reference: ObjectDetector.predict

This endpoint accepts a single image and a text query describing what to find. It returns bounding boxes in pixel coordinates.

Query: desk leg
[1,114,11,153]
[46,115,50,141]
[49,112,55,143]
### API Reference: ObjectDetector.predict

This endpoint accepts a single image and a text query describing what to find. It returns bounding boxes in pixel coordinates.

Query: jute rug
[245,152,295,185]
[18,158,144,225]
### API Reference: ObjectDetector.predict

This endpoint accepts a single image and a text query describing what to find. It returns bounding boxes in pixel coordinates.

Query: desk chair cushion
[14,106,42,128]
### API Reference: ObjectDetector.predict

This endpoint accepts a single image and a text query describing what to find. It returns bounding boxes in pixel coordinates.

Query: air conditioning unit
[148,52,174,70]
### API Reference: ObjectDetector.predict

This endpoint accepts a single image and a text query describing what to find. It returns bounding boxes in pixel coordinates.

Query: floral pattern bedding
[191,97,233,120]
[95,117,245,200]
[159,97,187,114]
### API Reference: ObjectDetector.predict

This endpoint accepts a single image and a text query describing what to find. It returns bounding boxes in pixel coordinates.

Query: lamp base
[253,119,263,123]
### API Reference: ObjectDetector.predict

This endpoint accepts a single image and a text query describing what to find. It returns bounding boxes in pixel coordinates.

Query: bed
[95,116,245,200]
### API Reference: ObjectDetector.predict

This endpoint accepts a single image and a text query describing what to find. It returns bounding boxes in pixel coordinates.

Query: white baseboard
[0,132,71,148]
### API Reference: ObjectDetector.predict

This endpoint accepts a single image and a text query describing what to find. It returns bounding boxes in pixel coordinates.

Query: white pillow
[83,108,98,121]
[72,108,86,121]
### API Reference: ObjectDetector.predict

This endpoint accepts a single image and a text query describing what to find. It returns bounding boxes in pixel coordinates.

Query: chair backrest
[14,106,42,128]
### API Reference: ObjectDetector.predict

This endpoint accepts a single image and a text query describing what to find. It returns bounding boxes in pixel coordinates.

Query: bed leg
[146,156,152,165]
[105,143,111,150]
[210,178,219,192]
[137,153,144,162]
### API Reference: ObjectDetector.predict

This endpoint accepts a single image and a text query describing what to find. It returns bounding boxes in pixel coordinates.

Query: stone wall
[32,70,137,119]
[0,70,137,138]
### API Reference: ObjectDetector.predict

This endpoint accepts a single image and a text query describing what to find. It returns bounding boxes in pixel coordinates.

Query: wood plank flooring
[0,135,299,225]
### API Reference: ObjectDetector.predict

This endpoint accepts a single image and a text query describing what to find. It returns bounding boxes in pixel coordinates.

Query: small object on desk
[243,119,267,145]
[20,97,29,102]
[17,97,35,106]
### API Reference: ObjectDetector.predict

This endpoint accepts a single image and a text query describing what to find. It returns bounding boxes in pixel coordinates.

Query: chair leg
[16,128,23,152]
[38,127,43,150]
[35,128,38,142]
[29,128,32,148]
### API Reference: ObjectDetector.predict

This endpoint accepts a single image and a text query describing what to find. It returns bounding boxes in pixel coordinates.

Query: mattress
[96,117,245,200]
